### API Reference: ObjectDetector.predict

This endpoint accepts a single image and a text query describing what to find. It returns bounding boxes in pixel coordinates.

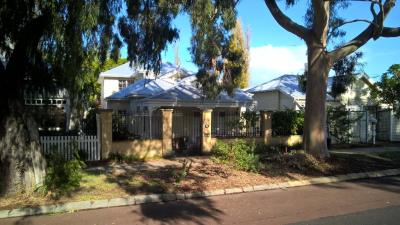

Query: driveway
[2,175,400,225]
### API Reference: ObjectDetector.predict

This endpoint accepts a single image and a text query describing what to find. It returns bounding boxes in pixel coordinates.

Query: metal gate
[348,111,368,143]
[377,110,391,141]
[172,109,201,152]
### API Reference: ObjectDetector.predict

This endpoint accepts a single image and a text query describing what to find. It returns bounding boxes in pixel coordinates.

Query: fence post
[390,110,393,141]
[97,109,113,160]
[161,109,174,157]
[201,109,213,153]
[260,111,272,144]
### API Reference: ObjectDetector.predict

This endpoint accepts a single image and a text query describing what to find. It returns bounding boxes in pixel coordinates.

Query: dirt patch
[1,151,400,210]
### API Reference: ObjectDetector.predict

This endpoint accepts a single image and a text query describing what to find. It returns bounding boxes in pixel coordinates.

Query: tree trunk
[303,45,331,158]
[0,102,46,196]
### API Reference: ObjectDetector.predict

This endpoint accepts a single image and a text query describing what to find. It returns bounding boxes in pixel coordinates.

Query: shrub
[327,105,363,144]
[254,143,285,160]
[172,159,193,183]
[212,139,260,172]
[40,146,85,198]
[108,152,124,162]
[272,110,304,136]
[108,152,143,162]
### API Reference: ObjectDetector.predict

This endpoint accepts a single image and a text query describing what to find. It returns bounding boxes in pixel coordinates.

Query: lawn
[1,151,400,210]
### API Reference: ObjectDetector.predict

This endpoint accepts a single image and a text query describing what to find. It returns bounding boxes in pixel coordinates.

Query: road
[2,176,400,225]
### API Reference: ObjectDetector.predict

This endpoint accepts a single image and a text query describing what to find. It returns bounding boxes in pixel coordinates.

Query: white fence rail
[40,135,100,161]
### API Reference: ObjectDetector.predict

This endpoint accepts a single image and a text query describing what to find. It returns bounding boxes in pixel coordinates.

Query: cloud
[249,44,307,86]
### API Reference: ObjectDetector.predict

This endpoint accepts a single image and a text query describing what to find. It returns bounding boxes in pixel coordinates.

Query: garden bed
[1,151,400,210]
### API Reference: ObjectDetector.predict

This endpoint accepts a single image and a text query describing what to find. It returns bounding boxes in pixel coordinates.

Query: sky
[122,1,400,87]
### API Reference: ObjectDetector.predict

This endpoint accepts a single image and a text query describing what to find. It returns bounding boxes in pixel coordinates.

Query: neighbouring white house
[98,61,192,108]
[245,73,400,143]
[246,74,333,111]
[246,74,378,111]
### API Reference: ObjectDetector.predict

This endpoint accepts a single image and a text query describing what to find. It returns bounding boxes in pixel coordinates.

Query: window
[119,80,128,90]
[119,79,134,90]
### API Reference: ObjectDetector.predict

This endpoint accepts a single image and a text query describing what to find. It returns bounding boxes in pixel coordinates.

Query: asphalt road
[1,176,400,225]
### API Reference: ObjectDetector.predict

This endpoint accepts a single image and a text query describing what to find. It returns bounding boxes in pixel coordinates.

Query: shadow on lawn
[86,161,224,224]
[85,160,213,195]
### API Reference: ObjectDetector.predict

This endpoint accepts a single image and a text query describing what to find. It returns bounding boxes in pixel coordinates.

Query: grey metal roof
[141,83,253,104]
[247,74,334,99]
[106,78,176,99]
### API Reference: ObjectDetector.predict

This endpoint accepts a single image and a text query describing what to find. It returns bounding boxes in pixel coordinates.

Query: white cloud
[249,44,307,86]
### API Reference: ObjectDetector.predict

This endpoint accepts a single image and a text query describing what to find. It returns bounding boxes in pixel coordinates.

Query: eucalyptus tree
[0,0,127,195]
[0,0,240,195]
[265,0,400,157]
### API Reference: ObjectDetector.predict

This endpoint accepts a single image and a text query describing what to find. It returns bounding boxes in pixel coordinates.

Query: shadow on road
[133,197,223,225]
[353,175,400,194]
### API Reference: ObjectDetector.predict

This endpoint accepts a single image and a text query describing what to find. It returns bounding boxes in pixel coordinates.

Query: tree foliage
[372,64,400,117]
[188,0,245,98]
[298,51,363,98]
[227,20,250,89]
[330,52,363,99]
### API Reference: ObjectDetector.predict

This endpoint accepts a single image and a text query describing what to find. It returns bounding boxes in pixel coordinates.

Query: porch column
[161,109,174,157]
[201,109,213,153]
[148,107,154,139]
[96,109,113,159]
[260,111,272,144]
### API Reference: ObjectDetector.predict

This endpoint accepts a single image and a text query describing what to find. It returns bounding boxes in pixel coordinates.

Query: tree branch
[331,19,376,31]
[264,0,310,40]
[382,27,400,37]
[312,0,330,46]
[328,0,397,62]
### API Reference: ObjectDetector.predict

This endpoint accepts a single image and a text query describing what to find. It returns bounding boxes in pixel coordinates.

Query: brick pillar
[161,109,174,157]
[260,111,272,144]
[201,109,213,153]
[97,109,113,159]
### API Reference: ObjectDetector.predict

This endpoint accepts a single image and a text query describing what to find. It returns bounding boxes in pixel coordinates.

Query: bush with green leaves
[212,139,260,172]
[108,152,143,162]
[40,146,85,198]
[272,110,304,136]
[172,159,193,183]
[327,105,363,144]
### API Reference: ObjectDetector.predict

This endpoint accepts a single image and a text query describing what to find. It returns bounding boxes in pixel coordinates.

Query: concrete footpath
[1,175,400,225]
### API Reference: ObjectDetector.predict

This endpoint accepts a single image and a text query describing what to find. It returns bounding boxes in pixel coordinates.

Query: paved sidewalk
[330,146,400,154]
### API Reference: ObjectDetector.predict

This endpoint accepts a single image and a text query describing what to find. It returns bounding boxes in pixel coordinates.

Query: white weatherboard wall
[391,113,400,141]
[252,91,295,111]
[339,78,375,106]
[101,79,120,107]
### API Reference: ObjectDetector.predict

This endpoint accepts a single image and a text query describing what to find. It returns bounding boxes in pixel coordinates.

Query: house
[246,74,377,111]
[334,74,377,110]
[98,62,192,108]
[102,62,254,149]
[246,74,385,144]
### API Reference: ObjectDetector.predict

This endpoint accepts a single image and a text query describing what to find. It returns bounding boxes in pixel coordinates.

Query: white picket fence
[40,135,100,161]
